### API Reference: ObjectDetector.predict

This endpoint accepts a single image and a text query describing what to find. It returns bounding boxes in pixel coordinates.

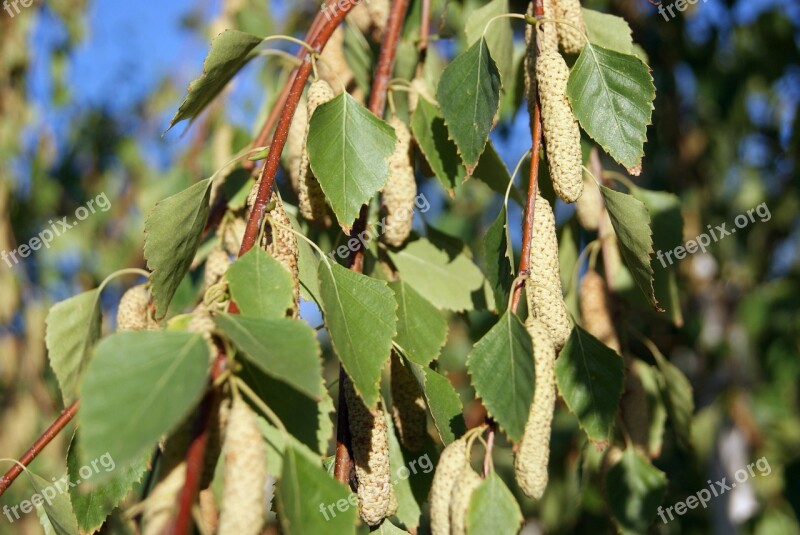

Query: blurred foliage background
[0,0,798,533]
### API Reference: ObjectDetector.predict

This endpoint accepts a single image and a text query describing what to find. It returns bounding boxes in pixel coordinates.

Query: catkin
[318,27,353,92]
[525,190,571,349]
[117,285,150,332]
[539,0,560,53]
[343,377,393,526]
[514,318,557,499]
[449,466,483,535]
[382,117,417,247]
[429,435,468,535]
[246,185,300,316]
[390,353,428,451]
[555,0,586,54]
[579,270,620,353]
[285,97,308,194]
[218,398,267,535]
[536,49,583,203]
[575,170,601,230]
[222,217,247,256]
[297,79,334,225]
[204,247,231,290]
[367,0,390,40]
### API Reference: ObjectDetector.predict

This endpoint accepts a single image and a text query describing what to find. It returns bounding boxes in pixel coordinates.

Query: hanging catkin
[537,49,583,203]
[429,435,468,535]
[217,398,267,535]
[539,0,560,53]
[204,247,231,290]
[343,377,394,526]
[318,27,353,91]
[555,0,586,54]
[449,466,483,535]
[579,269,620,353]
[575,170,602,230]
[514,318,557,499]
[246,184,300,316]
[366,0,390,40]
[297,79,334,225]
[221,217,247,256]
[382,117,417,247]
[285,97,308,194]
[390,353,428,451]
[117,285,150,332]
[525,190,571,349]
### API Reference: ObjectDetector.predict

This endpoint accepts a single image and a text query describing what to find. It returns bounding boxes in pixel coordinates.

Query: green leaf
[583,9,634,57]
[376,520,410,534]
[226,248,295,319]
[410,96,465,192]
[466,472,523,534]
[629,186,684,325]
[67,435,149,534]
[567,44,655,172]
[79,331,210,468]
[318,262,397,408]
[277,447,357,535]
[555,325,625,445]
[605,449,667,534]
[651,347,694,449]
[256,416,321,478]
[471,141,524,205]
[389,280,448,366]
[436,38,501,173]
[387,238,485,312]
[240,359,333,454]
[307,92,397,229]
[415,365,466,445]
[384,411,423,529]
[483,206,515,312]
[214,314,323,399]
[169,30,263,128]
[465,0,514,88]
[466,312,535,442]
[290,211,321,303]
[25,470,80,535]
[144,179,213,318]
[627,361,667,457]
[45,289,102,404]
[600,186,659,310]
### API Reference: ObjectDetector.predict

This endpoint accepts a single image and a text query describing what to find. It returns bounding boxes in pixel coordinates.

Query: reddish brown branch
[333,0,411,486]
[0,400,79,497]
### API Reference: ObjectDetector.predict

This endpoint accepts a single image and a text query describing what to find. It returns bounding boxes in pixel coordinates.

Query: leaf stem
[481,13,529,41]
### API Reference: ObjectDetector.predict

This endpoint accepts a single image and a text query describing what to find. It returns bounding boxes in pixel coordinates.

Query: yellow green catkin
[449,465,483,535]
[579,269,620,353]
[217,398,267,535]
[204,247,231,290]
[514,318,557,499]
[539,0,560,53]
[285,96,308,194]
[117,285,150,332]
[382,117,417,247]
[390,353,428,451]
[221,217,247,256]
[536,49,583,203]
[246,184,300,316]
[555,0,586,54]
[367,0,389,40]
[525,190,571,349]
[575,170,601,230]
[429,435,468,535]
[343,377,394,526]
[298,79,334,225]
[318,27,353,92]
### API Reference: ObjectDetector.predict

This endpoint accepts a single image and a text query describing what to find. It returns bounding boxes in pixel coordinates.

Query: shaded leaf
[415,365,466,445]
[45,289,102,404]
[277,447,357,535]
[226,247,295,319]
[582,8,645,60]
[144,179,213,318]
[384,411,423,529]
[215,314,324,399]
[466,311,535,442]
[411,96,465,192]
[79,332,210,468]
[436,38,501,173]
[388,238,485,312]
[465,0,514,88]
[651,347,694,449]
[26,470,79,535]
[389,280,448,366]
[606,449,667,534]
[567,44,655,172]
[318,262,397,408]
[472,141,524,205]
[600,186,659,310]
[466,472,523,534]
[169,30,263,128]
[483,206,515,312]
[555,325,624,445]
[307,92,397,229]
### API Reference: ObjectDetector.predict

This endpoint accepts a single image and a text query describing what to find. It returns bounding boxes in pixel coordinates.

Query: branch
[0,400,79,497]
[239,1,349,257]
[510,0,544,314]
[334,0,411,486]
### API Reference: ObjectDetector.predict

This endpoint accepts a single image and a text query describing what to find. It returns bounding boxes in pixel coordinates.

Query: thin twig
[333,0,412,486]
[0,400,79,497]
